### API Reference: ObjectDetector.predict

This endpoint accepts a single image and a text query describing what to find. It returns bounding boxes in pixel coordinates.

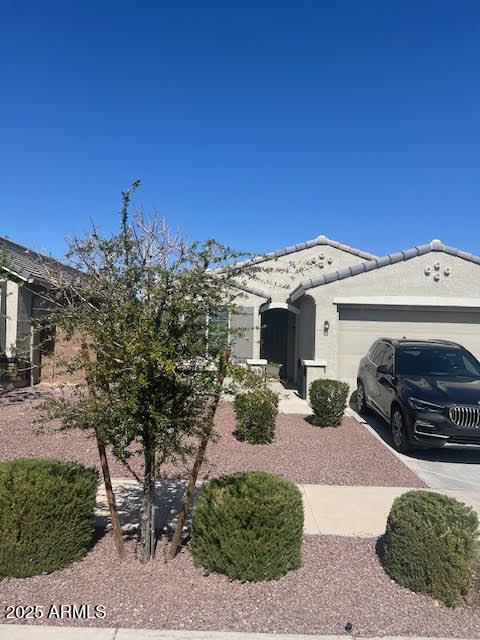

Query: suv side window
[462,353,479,376]
[368,342,380,364]
[370,342,387,365]
[380,345,394,373]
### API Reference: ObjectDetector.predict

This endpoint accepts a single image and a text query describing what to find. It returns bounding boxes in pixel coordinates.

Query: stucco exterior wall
[296,294,316,361]
[4,280,19,357]
[0,280,6,354]
[308,253,480,380]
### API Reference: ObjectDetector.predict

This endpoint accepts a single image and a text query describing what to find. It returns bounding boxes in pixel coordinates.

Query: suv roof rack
[378,337,461,348]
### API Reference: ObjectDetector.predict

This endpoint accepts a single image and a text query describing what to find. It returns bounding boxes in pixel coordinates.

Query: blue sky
[1,1,479,260]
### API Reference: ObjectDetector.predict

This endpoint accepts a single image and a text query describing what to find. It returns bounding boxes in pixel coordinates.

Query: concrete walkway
[301,484,480,536]
[2,627,477,640]
[268,381,311,414]
[97,478,480,538]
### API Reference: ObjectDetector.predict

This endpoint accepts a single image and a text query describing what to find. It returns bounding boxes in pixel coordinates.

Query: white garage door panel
[338,307,480,388]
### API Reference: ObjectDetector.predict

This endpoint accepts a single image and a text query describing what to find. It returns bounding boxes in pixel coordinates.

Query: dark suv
[356,338,480,452]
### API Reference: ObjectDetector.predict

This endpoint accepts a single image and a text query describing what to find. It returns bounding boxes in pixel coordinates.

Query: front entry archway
[260,308,296,381]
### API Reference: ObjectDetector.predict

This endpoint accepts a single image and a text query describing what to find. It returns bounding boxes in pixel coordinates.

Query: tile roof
[289,239,480,301]
[231,235,377,269]
[0,236,82,285]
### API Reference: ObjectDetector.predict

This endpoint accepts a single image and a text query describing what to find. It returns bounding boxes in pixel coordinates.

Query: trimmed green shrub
[381,490,479,606]
[0,458,99,578]
[309,378,349,426]
[191,471,303,581]
[233,387,279,444]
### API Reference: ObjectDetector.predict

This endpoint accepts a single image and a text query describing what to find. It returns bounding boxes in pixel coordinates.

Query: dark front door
[260,309,289,378]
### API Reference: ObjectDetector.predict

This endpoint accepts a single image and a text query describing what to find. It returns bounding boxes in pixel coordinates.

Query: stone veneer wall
[40,330,85,385]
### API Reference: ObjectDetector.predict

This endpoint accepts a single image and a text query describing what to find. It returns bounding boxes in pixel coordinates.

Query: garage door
[338,306,480,388]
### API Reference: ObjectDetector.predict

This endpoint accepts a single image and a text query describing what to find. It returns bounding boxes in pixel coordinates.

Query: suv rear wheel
[356,381,369,415]
[391,407,411,453]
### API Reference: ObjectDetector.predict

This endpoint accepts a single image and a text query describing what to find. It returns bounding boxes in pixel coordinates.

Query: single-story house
[2,234,480,396]
[229,235,480,396]
[0,236,82,388]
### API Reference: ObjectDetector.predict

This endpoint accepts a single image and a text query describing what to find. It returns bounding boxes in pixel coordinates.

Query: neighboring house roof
[289,239,480,301]
[0,236,82,285]
[231,234,377,270]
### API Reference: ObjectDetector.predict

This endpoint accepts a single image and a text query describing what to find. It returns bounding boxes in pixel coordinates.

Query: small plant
[233,387,279,444]
[381,490,479,606]
[191,471,303,581]
[266,362,281,380]
[0,458,99,577]
[309,378,349,426]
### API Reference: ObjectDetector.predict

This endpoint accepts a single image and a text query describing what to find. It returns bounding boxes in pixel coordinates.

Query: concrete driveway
[347,403,480,491]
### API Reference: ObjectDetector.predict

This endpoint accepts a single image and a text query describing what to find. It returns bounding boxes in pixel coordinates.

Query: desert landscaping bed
[0,386,423,486]
[163,403,424,486]
[1,532,479,636]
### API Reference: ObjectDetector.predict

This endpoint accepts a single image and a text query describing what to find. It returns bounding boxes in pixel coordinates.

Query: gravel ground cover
[167,403,424,486]
[0,386,423,486]
[2,533,479,636]
[0,386,140,477]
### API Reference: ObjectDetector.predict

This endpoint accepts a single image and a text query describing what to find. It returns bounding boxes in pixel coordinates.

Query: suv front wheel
[390,407,411,453]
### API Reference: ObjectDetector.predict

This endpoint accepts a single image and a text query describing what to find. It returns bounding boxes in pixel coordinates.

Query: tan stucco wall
[308,253,480,380]
[0,279,7,354]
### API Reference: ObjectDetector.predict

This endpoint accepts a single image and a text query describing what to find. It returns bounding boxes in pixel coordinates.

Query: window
[380,345,394,373]
[463,353,480,376]
[396,346,480,378]
[207,309,229,356]
[368,342,380,364]
[370,342,388,365]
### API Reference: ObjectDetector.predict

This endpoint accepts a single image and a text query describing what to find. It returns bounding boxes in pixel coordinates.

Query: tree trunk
[139,446,156,562]
[96,435,126,560]
[80,341,125,560]
[168,349,229,561]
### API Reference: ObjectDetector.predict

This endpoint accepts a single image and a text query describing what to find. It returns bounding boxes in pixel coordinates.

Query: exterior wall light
[324,320,330,335]
[444,267,451,276]
[434,261,441,270]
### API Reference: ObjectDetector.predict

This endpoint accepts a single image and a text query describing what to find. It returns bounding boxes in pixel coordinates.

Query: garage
[337,303,480,388]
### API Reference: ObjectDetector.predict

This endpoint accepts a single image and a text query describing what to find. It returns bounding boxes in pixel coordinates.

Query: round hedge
[0,458,99,578]
[308,379,349,427]
[382,490,479,606]
[233,387,279,444]
[191,471,303,581]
